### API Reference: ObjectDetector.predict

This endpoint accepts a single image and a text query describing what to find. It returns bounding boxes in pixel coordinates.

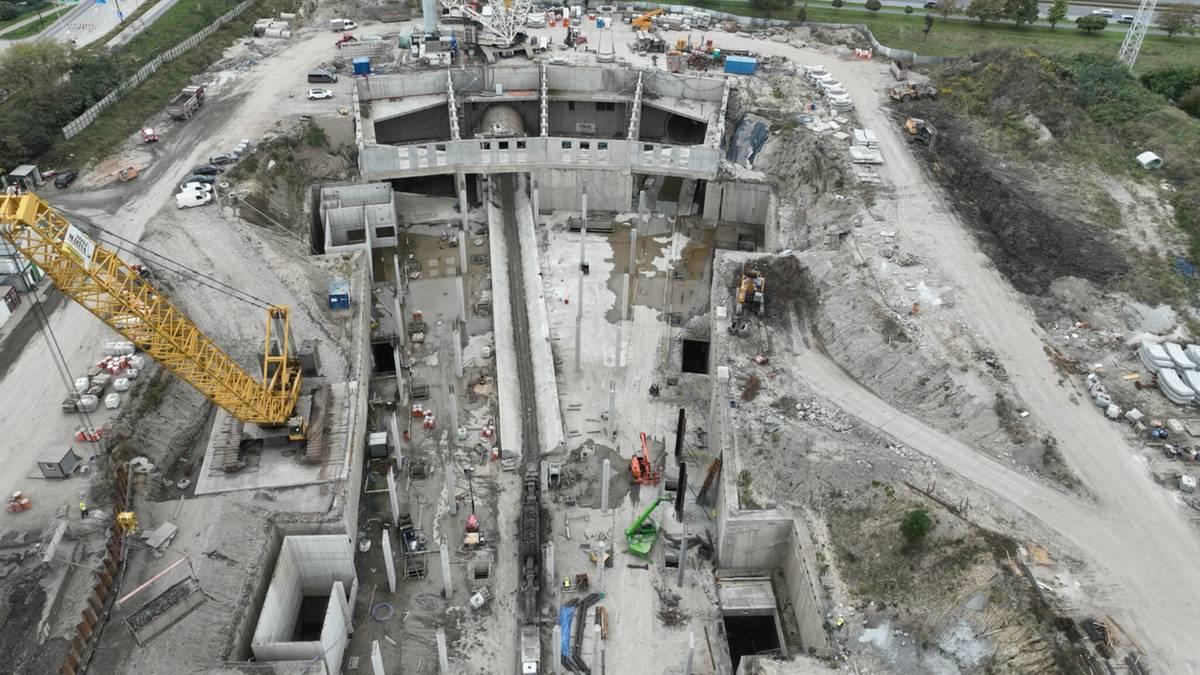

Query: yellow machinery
[0,193,305,434]
[735,267,766,317]
[632,8,663,29]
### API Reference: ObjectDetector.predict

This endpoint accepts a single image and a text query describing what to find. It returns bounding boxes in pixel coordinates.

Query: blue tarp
[725,114,771,167]
[558,606,575,657]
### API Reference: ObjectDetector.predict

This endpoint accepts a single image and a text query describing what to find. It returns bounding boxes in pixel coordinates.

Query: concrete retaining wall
[704,181,772,226]
[533,169,632,212]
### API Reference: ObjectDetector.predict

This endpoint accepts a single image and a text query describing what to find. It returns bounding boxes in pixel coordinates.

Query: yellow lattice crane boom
[0,193,303,430]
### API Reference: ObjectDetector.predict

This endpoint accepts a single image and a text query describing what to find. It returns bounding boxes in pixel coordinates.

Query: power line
[51,206,274,310]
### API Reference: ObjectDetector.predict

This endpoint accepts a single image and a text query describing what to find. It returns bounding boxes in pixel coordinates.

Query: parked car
[176,191,212,209]
[180,174,216,187]
[307,69,338,84]
[190,164,223,175]
[54,171,78,188]
[141,127,159,143]
[923,1,938,7]
[307,88,334,100]
[1092,8,1114,17]
[209,154,236,165]
[180,181,213,194]
[1118,14,1134,23]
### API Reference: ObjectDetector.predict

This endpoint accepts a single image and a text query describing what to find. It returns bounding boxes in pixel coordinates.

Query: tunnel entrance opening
[724,614,782,671]
[371,342,396,374]
[681,339,710,374]
[388,174,457,198]
[665,114,707,145]
[292,595,331,642]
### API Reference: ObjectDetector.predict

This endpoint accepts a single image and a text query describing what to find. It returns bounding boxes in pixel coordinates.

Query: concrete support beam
[530,174,540,228]
[707,78,732,149]
[437,628,450,674]
[601,458,610,513]
[552,624,563,674]
[371,640,385,675]
[386,462,401,528]
[459,186,470,232]
[627,72,644,141]
[381,531,397,593]
[447,72,462,141]
[539,64,549,137]
[440,545,453,599]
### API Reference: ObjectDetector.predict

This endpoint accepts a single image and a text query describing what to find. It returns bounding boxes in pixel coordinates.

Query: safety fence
[61,0,256,139]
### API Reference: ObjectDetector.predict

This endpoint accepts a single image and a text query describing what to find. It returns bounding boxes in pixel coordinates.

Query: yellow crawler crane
[0,193,305,437]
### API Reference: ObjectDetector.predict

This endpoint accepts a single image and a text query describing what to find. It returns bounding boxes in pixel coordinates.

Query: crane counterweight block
[0,193,302,427]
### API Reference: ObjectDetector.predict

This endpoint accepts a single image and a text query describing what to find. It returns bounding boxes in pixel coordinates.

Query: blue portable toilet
[329,278,350,309]
[352,57,371,76]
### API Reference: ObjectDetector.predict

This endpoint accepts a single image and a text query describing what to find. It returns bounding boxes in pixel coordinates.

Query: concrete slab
[193,383,353,496]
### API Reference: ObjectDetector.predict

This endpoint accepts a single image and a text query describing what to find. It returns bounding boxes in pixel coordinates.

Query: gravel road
[721,37,1200,669]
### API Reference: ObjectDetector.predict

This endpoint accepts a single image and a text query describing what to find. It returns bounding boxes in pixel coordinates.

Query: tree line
[0,42,125,170]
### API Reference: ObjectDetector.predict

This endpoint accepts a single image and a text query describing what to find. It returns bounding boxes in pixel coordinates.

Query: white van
[176,190,213,209]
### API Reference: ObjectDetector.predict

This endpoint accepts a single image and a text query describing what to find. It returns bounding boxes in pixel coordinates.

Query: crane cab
[288,415,309,441]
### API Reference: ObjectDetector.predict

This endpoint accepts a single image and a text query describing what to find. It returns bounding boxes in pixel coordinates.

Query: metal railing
[61,0,256,139]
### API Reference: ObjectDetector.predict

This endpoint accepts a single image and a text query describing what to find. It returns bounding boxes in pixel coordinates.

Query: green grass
[1,4,68,39]
[654,0,1200,71]
[0,1,53,31]
[113,0,242,68]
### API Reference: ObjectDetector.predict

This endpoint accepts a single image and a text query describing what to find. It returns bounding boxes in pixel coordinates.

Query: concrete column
[594,540,605,593]
[371,640,385,675]
[677,519,687,588]
[607,381,616,436]
[446,467,457,516]
[459,187,470,231]
[531,174,540,228]
[440,545,453,599]
[627,227,638,278]
[456,274,467,321]
[457,230,468,273]
[541,460,550,493]
[390,411,403,467]
[552,624,563,675]
[580,187,588,269]
[437,628,450,674]
[544,541,555,588]
[620,273,630,322]
[381,530,397,593]
[386,465,400,529]
[453,324,464,379]
[682,630,694,675]
[575,262,584,373]
[638,189,647,225]
[600,458,610,514]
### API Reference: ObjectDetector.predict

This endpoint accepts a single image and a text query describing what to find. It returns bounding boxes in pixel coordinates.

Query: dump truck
[888,81,938,102]
[166,85,205,120]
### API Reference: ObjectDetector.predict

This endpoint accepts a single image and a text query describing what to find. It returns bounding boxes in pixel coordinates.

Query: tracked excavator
[0,193,310,442]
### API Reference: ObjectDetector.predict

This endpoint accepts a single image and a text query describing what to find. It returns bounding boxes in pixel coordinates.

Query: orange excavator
[630,432,661,485]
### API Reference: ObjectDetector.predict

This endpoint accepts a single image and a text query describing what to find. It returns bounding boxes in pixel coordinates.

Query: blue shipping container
[352,57,371,76]
[329,278,350,309]
[724,56,757,75]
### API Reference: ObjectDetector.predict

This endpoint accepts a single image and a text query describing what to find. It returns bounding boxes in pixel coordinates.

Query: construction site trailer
[724,55,757,75]
[37,447,80,479]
